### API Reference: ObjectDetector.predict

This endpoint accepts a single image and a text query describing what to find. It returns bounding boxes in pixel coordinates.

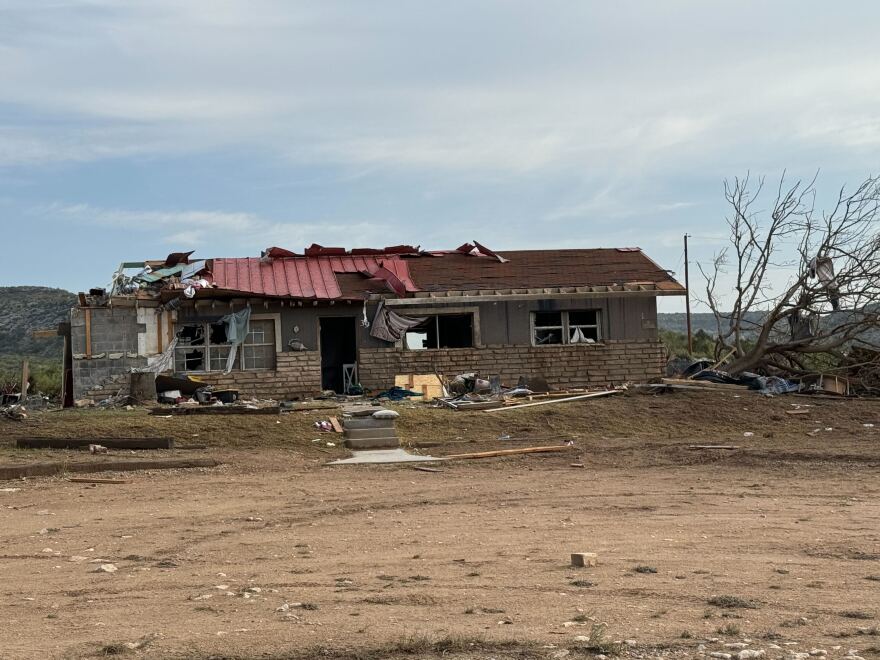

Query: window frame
[530,309,602,346]
[400,309,479,351]
[173,313,280,373]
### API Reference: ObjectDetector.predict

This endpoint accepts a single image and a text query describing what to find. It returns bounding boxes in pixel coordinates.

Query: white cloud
[38,202,392,254]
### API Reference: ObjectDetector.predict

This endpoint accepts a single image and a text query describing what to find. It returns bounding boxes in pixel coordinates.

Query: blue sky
[2,1,880,312]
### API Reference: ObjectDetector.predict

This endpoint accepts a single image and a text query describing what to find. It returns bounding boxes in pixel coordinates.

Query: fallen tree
[699,172,880,378]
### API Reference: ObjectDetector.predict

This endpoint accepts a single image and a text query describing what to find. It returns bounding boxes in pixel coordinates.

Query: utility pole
[684,234,693,355]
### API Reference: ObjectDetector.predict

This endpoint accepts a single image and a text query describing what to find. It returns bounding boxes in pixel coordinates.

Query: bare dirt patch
[0,390,878,659]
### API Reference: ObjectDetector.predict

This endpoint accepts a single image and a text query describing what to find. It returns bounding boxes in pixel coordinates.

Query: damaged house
[63,242,685,404]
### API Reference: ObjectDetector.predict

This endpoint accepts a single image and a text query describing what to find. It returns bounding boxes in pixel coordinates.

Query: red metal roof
[211,255,417,299]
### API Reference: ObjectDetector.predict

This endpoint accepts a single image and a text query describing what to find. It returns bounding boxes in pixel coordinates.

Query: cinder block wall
[358,340,666,391]
[191,351,322,400]
[70,306,147,400]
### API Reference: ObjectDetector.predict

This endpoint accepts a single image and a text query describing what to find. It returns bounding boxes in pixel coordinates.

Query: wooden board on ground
[150,406,280,416]
[0,458,221,481]
[485,389,620,412]
[443,445,574,460]
[395,374,444,401]
[687,445,740,451]
[68,477,129,484]
[661,378,746,390]
[329,416,343,433]
[16,437,174,450]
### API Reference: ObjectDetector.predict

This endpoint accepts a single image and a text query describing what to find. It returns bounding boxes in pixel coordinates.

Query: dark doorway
[319,316,357,393]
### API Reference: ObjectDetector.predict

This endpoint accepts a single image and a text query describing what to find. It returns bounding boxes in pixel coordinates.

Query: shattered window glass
[533,310,601,345]
[173,318,276,372]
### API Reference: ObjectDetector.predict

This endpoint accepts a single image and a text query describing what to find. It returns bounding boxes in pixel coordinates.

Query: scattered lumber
[484,389,620,412]
[395,374,445,400]
[68,477,129,484]
[281,402,341,412]
[413,466,444,473]
[329,416,343,433]
[15,437,174,450]
[149,406,280,416]
[686,445,740,450]
[785,409,811,415]
[661,378,745,390]
[443,445,574,460]
[0,458,220,481]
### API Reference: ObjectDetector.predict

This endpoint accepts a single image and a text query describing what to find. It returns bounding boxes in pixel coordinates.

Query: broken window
[405,314,473,350]
[174,318,276,372]
[532,310,601,345]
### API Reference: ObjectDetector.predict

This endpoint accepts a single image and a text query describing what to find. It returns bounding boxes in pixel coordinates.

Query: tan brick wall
[82,342,664,402]
[358,340,666,391]
[192,351,322,400]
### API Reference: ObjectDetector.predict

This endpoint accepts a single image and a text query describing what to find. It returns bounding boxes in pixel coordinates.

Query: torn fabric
[808,256,840,310]
[369,301,427,343]
[130,338,179,374]
[221,307,251,373]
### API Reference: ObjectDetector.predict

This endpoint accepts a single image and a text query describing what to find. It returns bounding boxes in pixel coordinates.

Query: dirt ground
[1,390,879,660]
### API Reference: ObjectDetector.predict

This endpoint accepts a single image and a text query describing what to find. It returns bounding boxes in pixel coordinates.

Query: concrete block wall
[191,351,322,400]
[71,306,147,400]
[357,340,667,391]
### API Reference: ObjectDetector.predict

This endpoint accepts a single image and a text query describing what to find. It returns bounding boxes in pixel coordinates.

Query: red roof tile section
[406,249,682,292]
[212,256,417,299]
[210,248,682,299]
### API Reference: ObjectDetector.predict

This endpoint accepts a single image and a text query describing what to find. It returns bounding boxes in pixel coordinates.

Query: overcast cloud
[1,1,879,310]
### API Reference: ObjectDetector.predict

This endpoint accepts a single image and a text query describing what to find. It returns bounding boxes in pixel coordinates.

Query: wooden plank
[31,328,59,338]
[328,416,343,433]
[281,402,341,412]
[443,445,574,460]
[150,406,280,416]
[0,458,220,481]
[156,312,163,353]
[785,409,810,415]
[485,389,620,412]
[68,477,130,484]
[394,374,443,401]
[20,359,29,399]
[661,378,745,390]
[84,309,92,357]
[413,466,444,473]
[15,437,174,450]
[687,445,740,450]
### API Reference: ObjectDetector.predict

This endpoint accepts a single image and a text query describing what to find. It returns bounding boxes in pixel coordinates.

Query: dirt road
[1,392,879,659]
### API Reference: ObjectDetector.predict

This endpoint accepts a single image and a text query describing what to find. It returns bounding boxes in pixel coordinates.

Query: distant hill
[657,312,762,335]
[659,310,879,344]
[0,286,75,358]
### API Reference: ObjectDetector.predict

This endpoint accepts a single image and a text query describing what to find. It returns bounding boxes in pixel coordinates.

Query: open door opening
[319,316,357,393]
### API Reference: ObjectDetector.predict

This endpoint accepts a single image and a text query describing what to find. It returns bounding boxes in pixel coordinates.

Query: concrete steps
[342,412,400,449]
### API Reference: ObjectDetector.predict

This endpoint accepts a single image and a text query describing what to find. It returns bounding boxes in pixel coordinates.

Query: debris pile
[419,372,622,411]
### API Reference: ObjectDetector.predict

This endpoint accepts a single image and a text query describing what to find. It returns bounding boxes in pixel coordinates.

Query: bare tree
[699,172,880,376]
